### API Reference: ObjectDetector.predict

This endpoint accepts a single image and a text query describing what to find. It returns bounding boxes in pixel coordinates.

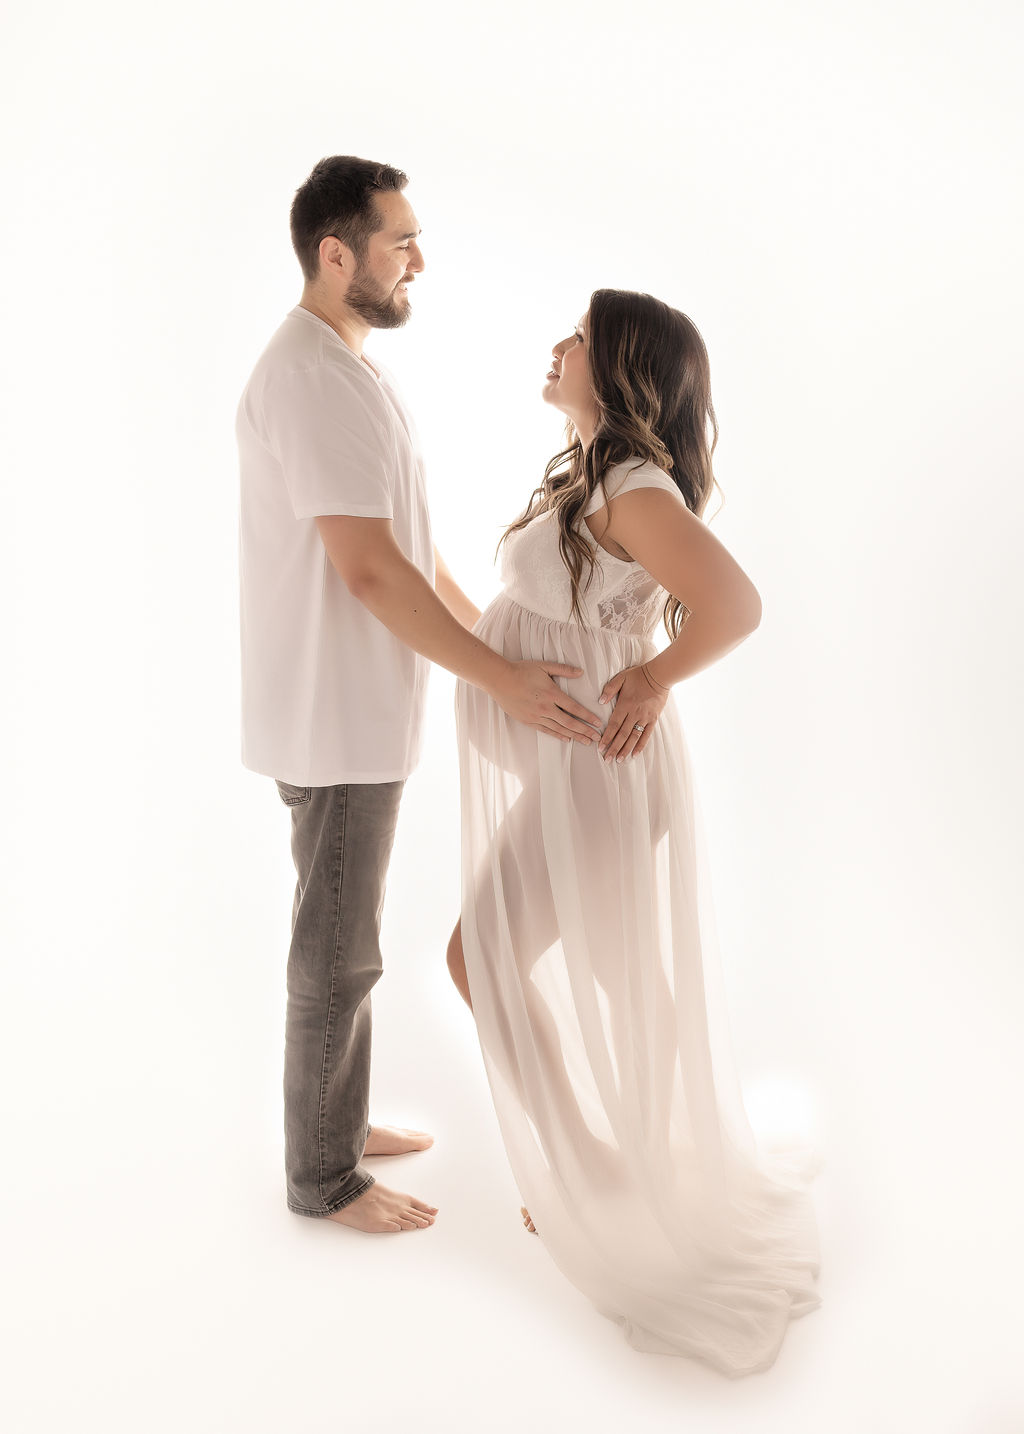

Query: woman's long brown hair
[502,288,719,639]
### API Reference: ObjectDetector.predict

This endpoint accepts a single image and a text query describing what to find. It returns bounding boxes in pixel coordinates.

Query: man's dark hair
[289,156,409,283]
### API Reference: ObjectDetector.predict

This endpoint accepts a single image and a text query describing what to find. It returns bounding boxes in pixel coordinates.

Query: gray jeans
[275,778,405,1216]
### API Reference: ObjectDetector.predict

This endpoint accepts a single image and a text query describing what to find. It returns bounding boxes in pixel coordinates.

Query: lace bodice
[499,460,681,638]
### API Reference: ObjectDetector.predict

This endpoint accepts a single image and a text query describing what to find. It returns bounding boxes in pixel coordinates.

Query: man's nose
[408,242,425,273]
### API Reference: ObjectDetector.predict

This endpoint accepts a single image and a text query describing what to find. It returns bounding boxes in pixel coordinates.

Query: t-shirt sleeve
[260,364,394,521]
[582,461,681,516]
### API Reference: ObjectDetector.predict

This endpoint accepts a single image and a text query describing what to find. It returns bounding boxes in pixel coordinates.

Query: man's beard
[346,262,411,330]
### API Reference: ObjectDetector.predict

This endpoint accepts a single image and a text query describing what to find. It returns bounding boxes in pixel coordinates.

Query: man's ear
[317,234,355,282]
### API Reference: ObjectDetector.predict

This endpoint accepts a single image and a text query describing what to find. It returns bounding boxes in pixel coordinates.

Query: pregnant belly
[457,593,657,770]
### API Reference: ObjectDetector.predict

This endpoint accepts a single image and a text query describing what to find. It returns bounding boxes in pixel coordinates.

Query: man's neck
[298,287,370,359]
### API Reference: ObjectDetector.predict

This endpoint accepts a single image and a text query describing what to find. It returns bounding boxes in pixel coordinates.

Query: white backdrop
[3,2,1022,1431]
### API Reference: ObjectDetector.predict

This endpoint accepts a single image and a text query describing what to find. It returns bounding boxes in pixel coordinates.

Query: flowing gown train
[455,460,821,1377]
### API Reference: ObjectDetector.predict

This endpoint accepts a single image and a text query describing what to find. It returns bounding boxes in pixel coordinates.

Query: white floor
[6,695,1022,1434]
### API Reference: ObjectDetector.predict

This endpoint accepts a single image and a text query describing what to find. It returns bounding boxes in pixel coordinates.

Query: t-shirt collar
[291,305,381,381]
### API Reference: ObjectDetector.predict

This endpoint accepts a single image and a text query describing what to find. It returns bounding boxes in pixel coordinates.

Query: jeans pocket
[275,780,312,807]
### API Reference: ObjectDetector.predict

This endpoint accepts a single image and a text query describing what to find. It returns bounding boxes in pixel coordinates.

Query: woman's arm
[433,545,483,629]
[593,488,762,761]
[605,488,762,686]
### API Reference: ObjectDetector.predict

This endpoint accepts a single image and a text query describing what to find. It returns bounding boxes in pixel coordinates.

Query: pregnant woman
[446,288,821,1376]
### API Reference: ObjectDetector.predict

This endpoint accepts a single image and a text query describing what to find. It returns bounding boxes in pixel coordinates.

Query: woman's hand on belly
[596,663,669,762]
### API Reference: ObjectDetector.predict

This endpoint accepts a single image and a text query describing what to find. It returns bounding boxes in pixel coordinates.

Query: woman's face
[543,313,598,431]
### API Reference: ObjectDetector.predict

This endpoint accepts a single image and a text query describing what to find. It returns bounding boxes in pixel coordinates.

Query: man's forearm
[435,569,483,631]
[316,515,602,741]
[349,553,506,694]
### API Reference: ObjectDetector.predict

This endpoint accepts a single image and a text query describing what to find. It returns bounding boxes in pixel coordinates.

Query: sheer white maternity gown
[455,460,821,1377]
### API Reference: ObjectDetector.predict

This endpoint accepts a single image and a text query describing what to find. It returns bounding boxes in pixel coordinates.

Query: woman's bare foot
[326,1183,438,1233]
[364,1124,434,1156]
[520,1206,537,1234]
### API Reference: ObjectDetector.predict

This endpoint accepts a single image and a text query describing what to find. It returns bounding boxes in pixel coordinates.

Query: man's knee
[334,951,383,1007]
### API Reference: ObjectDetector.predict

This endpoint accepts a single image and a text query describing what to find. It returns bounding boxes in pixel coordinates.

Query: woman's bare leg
[446,919,474,1010]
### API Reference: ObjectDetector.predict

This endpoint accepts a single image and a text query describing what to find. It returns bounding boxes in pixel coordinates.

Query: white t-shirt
[237,306,434,786]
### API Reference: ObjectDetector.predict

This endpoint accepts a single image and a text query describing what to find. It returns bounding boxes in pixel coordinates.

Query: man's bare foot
[364,1124,434,1156]
[521,1206,537,1234]
[326,1183,438,1234]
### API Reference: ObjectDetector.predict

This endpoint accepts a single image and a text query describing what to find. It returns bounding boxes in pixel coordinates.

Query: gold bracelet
[640,662,670,694]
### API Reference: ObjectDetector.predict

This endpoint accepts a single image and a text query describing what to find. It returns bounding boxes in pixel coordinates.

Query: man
[237,156,602,1234]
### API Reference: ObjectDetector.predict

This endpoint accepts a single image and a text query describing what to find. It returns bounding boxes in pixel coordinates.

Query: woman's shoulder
[584,459,680,515]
